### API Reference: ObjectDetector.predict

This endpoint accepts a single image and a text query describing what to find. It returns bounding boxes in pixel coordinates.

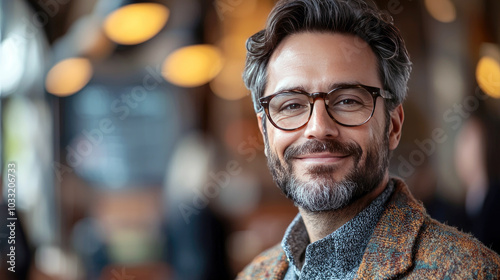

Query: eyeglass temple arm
[379,89,393,99]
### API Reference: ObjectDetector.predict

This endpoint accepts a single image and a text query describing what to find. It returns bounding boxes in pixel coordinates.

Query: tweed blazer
[237,178,500,279]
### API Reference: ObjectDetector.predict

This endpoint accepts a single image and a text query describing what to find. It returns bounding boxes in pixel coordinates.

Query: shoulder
[413,216,500,278]
[236,243,289,280]
[366,177,500,278]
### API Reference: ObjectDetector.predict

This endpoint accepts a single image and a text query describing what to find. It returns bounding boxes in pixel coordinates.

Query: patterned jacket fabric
[236,178,500,279]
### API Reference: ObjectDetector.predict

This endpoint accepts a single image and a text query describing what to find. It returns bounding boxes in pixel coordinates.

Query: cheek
[366,106,389,144]
[348,121,385,159]
[267,128,299,159]
[365,123,385,147]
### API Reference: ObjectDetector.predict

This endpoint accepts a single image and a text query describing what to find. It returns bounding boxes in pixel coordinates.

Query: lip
[295,152,350,164]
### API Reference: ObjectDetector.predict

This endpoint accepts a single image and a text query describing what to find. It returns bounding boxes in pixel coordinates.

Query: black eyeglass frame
[259,84,392,131]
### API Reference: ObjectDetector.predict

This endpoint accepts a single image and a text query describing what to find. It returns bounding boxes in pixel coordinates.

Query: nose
[303,99,340,139]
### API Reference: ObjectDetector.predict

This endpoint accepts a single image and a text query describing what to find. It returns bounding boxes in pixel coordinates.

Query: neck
[299,176,389,243]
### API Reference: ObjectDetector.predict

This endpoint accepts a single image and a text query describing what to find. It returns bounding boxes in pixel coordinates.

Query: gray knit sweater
[282,182,394,279]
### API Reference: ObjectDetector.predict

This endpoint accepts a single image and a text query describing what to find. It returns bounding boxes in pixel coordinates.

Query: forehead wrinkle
[273,80,366,95]
[273,85,308,94]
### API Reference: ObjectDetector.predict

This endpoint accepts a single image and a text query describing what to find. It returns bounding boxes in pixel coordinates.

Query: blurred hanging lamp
[476,43,500,99]
[162,44,224,88]
[424,0,456,23]
[103,2,170,45]
[45,57,93,97]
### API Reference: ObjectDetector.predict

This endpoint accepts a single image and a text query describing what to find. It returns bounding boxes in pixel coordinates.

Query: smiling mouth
[295,153,350,164]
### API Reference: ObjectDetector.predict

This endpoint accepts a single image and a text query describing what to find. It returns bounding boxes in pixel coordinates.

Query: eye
[330,94,365,112]
[336,98,361,106]
[281,102,305,111]
[269,92,309,116]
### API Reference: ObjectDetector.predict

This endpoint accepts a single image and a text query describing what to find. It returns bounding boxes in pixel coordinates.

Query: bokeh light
[476,56,500,99]
[45,58,93,97]
[162,45,223,88]
[210,59,248,100]
[0,36,24,95]
[103,3,169,45]
[424,0,456,23]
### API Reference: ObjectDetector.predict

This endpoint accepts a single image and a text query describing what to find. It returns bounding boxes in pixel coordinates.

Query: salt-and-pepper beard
[263,120,390,213]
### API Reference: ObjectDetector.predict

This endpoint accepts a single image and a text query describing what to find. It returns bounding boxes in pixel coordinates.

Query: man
[237,0,500,279]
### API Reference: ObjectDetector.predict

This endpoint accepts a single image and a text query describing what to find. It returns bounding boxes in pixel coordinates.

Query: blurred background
[0,0,499,279]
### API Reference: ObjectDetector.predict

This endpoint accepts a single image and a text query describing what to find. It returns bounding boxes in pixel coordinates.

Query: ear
[388,104,404,151]
[257,113,265,137]
[256,113,268,157]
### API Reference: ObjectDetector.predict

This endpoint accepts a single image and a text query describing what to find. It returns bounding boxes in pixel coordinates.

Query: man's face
[258,32,403,212]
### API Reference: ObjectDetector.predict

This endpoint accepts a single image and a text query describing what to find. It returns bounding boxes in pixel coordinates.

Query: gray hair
[243,0,412,113]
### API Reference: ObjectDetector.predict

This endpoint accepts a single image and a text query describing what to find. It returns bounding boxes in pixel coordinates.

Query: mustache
[284,139,362,162]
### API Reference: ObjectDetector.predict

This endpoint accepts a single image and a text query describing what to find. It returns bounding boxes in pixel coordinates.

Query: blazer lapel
[263,250,289,280]
[236,244,289,280]
[355,178,426,279]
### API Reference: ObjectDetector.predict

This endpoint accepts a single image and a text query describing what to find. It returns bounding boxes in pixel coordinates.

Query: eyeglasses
[259,84,392,131]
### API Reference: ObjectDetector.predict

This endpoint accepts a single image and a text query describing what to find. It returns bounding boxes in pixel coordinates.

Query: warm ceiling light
[103,3,169,45]
[45,58,93,97]
[424,0,456,23]
[476,56,500,99]
[162,45,223,88]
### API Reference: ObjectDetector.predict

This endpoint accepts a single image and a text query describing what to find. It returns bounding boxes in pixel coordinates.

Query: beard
[264,122,390,213]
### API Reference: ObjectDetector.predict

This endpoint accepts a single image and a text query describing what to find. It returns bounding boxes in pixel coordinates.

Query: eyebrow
[272,81,364,95]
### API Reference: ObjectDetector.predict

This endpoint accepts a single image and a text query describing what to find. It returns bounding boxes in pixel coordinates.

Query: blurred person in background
[455,106,500,254]
[237,0,500,279]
